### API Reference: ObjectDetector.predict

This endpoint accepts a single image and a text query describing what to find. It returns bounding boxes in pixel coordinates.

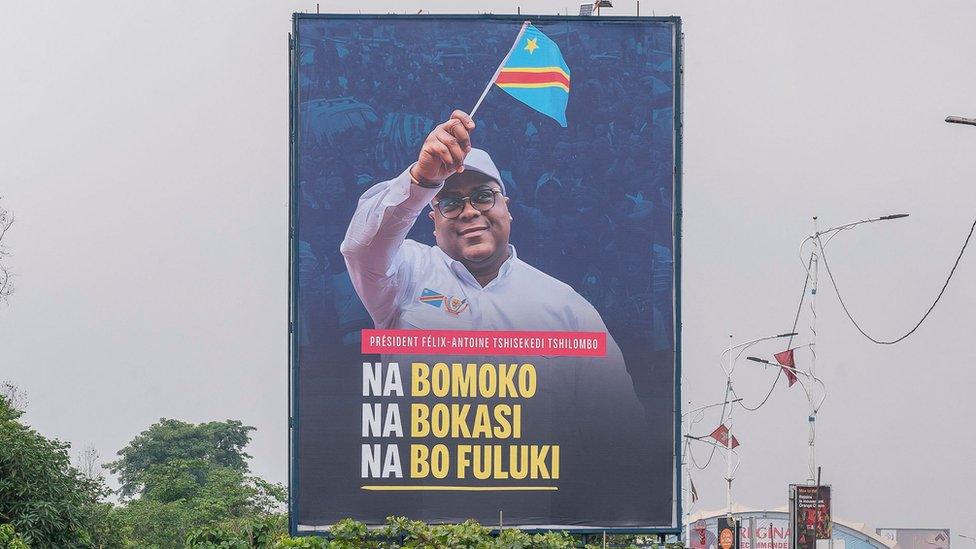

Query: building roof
[685,505,895,549]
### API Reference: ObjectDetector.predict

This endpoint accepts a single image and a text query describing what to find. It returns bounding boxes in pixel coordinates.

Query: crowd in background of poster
[291,14,680,531]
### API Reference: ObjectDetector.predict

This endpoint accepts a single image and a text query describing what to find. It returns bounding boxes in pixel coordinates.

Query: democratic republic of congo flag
[419,288,446,308]
[494,23,570,127]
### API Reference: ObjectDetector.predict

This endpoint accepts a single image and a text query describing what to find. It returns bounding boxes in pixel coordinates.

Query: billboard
[877,529,950,549]
[289,13,682,532]
[791,485,832,549]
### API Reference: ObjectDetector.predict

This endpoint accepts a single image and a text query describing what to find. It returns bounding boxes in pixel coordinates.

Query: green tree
[107,418,255,499]
[114,459,285,548]
[0,391,123,548]
[110,419,284,548]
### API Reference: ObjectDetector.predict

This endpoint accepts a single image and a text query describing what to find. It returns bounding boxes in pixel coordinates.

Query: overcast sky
[2,0,975,538]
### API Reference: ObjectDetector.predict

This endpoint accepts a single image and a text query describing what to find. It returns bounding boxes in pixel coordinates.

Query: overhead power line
[732,254,812,413]
[817,215,976,345]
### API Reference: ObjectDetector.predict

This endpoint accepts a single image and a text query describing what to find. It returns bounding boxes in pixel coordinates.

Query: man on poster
[341,109,616,338]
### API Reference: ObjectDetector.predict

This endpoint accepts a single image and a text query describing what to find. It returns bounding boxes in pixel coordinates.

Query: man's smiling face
[429,170,511,271]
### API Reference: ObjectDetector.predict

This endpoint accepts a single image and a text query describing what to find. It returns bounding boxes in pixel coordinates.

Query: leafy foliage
[0,394,122,548]
[107,419,255,500]
[115,460,285,547]
[271,536,325,549]
[0,524,30,549]
[108,418,283,548]
[186,520,290,549]
[183,516,683,549]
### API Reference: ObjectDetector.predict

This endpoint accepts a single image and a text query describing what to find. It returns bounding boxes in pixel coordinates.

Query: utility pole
[792,213,906,485]
[682,398,743,547]
[683,436,693,546]
[806,217,819,484]
[726,334,734,516]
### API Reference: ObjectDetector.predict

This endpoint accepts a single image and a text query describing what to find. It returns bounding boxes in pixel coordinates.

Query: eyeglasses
[432,189,502,219]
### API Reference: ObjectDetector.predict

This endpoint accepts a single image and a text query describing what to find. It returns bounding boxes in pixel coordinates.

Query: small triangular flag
[774,348,798,387]
[708,424,740,449]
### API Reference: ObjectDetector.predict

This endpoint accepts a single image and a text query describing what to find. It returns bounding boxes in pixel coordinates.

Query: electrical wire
[731,371,781,411]
[688,433,723,470]
[788,254,813,348]
[690,253,816,468]
[817,215,976,345]
[689,381,730,470]
[687,345,743,470]
[731,254,812,413]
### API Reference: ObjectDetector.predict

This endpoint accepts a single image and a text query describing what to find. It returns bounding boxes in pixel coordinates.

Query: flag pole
[469,21,531,119]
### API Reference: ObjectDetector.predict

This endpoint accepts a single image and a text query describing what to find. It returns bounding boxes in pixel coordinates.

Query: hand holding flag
[410,110,476,184]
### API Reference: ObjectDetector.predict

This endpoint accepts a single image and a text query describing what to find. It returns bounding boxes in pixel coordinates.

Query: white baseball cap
[445,148,504,194]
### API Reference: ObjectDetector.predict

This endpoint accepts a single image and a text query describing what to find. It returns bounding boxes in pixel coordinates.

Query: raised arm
[339,110,476,327]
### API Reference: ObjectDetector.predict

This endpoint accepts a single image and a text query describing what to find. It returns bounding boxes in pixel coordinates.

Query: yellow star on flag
[524,37,539,54]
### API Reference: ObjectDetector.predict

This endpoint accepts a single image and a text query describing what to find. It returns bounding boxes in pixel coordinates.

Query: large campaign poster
[290,14,681,532]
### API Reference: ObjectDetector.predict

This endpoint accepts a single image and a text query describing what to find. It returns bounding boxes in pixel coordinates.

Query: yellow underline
[361,485,557,492]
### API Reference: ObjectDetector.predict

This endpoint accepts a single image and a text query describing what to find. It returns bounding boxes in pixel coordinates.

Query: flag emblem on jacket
[419,288,445,308]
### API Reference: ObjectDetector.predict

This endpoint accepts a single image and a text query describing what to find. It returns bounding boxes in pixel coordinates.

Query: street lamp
[720,332,800,377]
[795,213,908,483]
[745,356,827,413]
[716,332,797,517]
[798,214,910,268]
[681,398,742,544]
[680,331,797,542]
[946,116,976,126]
[682,434,743,504]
